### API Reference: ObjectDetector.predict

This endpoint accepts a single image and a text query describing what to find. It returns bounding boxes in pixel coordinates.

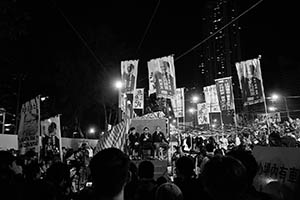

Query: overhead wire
[174,0,264,61]
[53,1,108,74]
[135,0,161,56]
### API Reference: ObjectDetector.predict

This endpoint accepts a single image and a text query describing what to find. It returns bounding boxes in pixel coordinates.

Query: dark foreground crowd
[1,146,300,200]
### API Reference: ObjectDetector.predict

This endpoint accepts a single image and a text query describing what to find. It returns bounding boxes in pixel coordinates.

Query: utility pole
[15,74,23,135]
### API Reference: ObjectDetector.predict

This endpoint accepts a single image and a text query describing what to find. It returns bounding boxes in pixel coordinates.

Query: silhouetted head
[46,162,70,189]
[138,160,154,179]
[227,148,258,186]
[155,183,183,200]
[175,156,194,178]
[89,148,130,198]
[202,156,247,200]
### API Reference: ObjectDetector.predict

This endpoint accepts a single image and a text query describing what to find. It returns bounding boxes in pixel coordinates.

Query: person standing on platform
[152,126,169,160]
[128,127,140,160]
[140,127,154,159]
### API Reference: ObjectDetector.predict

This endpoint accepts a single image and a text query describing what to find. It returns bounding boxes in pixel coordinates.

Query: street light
[188,107,196,128]
[115,80,123,90]
[270,93,290,118]
[271,94,279,101]
[191,95,200,103]
[114,80,124,123]
[188,108,196,114]
[88,127,96,134]
[268,106,277,112]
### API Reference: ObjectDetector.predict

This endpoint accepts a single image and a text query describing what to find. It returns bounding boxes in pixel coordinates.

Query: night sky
[1,0,300,133]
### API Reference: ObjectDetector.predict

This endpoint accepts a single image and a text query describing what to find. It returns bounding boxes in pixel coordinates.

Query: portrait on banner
[121,60,138,94]
[236,58,264,105]
[148,56,176,98]
[197,103,209,125]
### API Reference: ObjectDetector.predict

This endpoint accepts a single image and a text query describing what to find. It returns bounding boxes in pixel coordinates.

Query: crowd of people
[2,144,299,200]
[2,117,300,200]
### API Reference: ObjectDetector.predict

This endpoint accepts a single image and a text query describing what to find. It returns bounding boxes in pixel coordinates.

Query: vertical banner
[18,96,40,153]
[235,58,264,106]
[215,77,236,126]
[215,77,235,111]
[148,55,176,98]
[197,103,210,125]
[133,88,144,109]
[121,60,138,94]
[40,115,63,161]
[171,88,185,118]
[203,85,221,113]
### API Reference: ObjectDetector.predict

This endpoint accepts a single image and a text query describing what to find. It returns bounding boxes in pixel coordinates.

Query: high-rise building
[199,0,241,92]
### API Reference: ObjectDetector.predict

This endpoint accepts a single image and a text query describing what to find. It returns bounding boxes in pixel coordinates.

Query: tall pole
[258,55,270,145]
[15,74,22,135]
[1,110,5,134]
[262,96,270,144]
[283,97,290,118]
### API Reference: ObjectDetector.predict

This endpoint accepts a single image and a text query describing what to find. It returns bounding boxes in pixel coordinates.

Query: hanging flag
[148,55,176,98]
[197,103,210,125]
[18,96,40,153]
[235,58,264,106]
[133,88,144,109]
[203,85,221,113]
[215,77,236,126]
[40,115,63,161]
[215,77,235,111]
[94,119,129,155]
[121,60,138,94]
[171,88,185,118]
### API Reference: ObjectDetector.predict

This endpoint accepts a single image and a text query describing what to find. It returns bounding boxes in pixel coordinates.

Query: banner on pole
[133,88,144,109]
[171,88,185,118]
[236,58,264,106]
[215,77,235,111]
[203,85,221,113]
[215,77,236,126]
[197,103,209,125]
[121,60,138,94]
[41,115,63,161]
[18,96,40,153]
[148,55,176,98]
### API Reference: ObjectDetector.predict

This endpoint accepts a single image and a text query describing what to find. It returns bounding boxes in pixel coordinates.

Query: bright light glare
[192,96,199,103]
[268,106,277,112]
[271,94,279,101]
[89,127,96,134]
[189,108,196,113]
[115,81,123,89]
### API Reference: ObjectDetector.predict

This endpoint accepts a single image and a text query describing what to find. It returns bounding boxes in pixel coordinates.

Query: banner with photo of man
[121,60,139,94]
[18,96,40,153]
[41,115,63,161]
[171,88,185,118]
[133,88,144,109]
[235,58,264,106]
[203,85,220,113]
[148,55,176,98]
[197,103,209,125]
